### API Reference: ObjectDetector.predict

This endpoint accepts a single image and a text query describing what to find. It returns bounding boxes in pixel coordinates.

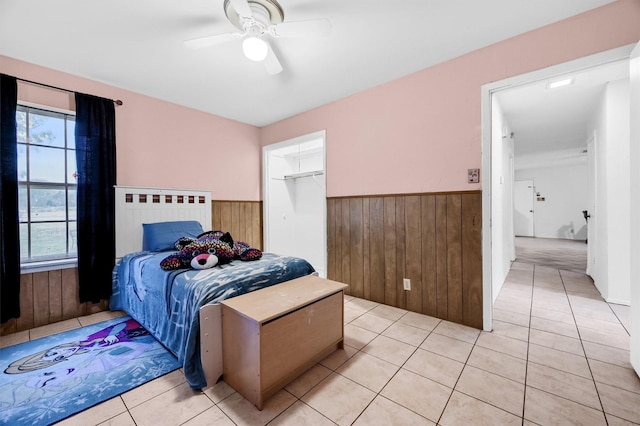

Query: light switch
[468,168,479,183]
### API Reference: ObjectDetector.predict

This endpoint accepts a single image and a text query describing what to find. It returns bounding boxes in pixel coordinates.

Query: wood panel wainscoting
[212,200,263,250]
[0,268,109,336]
[1,200,264,336]
[327,191,483,329]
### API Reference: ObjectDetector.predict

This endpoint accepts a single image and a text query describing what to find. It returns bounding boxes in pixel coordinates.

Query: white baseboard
[605,297,630,306]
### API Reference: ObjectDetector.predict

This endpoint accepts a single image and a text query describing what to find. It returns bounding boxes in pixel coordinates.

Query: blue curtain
[0,74,20,323]
[75,93,116,303]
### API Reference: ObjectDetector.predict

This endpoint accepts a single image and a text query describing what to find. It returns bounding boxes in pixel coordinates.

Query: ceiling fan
[184,0,331,75]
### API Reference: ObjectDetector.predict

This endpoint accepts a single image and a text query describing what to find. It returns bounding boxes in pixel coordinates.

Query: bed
[110,186,316,390]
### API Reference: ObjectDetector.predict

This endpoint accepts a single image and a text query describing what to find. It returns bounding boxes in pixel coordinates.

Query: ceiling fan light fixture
[242,36,268,61]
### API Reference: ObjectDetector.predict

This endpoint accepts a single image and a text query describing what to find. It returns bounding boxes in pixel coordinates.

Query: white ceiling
[0,0,616,127]
[495,59,629,158]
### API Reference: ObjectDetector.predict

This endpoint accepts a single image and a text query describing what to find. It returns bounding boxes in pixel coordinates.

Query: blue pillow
[142,221,204,252]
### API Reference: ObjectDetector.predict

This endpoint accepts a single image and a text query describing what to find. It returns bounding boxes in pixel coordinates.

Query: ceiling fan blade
[228,0,253,18]
[184,32,243,50]
[263,42,283,75]
[272,19,331,38]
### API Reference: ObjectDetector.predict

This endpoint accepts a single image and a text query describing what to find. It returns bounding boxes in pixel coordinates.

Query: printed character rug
[0,316,180,425]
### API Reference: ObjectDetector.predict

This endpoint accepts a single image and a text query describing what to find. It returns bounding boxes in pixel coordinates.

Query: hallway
[514,236,587,273]
[492,237,638,423]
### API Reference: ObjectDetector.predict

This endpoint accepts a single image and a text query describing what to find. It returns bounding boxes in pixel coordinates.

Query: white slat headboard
[115,186,212,258]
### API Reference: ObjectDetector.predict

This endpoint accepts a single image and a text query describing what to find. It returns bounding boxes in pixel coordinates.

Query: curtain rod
[16,77,123,106]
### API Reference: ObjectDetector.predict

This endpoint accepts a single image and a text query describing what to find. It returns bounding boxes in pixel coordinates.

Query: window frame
[17,104,78,270]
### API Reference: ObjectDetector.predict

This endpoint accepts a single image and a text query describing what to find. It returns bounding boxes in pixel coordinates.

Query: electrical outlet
[403,278,411,291]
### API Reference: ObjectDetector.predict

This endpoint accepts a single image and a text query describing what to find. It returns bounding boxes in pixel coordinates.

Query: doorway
[481,44,635,331]
[263,130,327,277]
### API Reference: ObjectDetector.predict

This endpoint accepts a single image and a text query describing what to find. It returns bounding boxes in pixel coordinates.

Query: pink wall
[0,56,262,201]
[3,1,639,201]
[260,0,640,198]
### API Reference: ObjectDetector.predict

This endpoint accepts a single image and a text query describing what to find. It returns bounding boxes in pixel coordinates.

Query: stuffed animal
[231,240,263,261]
[191,253,218,269]
[199,231,262,262]
[160,231,235,270]
[160,231,262,270]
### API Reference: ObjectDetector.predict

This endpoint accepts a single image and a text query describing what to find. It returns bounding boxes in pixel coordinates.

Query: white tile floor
[2,245,639,425]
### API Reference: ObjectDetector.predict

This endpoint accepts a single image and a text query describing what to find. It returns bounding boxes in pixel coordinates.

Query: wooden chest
[220,275,347,409]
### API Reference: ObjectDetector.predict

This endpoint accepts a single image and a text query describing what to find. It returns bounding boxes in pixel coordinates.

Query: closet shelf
[276,170,324,180]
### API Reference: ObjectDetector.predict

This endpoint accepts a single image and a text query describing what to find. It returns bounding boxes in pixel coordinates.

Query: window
[17,105,77,264]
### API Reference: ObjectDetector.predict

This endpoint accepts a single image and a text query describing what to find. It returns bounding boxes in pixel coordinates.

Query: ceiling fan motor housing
[225,0,284,35]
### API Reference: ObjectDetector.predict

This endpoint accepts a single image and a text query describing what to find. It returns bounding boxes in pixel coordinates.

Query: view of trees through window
[17,105,77,262]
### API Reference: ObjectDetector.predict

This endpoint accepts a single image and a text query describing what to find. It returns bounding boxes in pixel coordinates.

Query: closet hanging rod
[16,77,123,106]
[282,170,324,180]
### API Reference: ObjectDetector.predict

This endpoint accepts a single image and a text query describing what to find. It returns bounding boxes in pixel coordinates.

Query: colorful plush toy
[231,240,262,261]
[160,231,262,270]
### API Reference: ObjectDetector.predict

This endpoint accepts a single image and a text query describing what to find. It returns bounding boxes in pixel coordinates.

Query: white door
[586,135,597,276]
[629,42,640,377]
[514,180,535,237]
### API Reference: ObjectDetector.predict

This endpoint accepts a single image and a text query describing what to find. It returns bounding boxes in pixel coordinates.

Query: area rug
[0,316,180,425]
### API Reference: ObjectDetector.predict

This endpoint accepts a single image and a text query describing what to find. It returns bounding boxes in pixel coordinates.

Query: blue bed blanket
[110,252,315,389]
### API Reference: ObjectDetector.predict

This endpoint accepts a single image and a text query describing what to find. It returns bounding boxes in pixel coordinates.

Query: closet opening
[263,130,327,277]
